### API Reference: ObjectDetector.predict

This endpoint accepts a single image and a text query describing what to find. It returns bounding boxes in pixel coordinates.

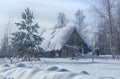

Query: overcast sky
[0,0,96,39]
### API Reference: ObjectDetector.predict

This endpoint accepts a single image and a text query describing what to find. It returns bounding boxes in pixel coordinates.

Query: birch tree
[74,9,85,32]
[93,0,119,59]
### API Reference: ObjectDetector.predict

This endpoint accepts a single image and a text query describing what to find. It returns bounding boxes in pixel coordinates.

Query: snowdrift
[0,63,114,79]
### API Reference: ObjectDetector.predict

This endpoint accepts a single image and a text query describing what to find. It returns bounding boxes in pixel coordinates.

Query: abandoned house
[40,26,92,58]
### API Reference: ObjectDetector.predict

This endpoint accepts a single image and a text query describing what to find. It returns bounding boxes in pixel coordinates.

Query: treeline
[94,0,120,59]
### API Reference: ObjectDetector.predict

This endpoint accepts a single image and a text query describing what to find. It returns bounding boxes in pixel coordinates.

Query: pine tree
[55,12,68,29]
[11,8,44,61]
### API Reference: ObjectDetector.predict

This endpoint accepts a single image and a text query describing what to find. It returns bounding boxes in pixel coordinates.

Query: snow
[0,64,10,68]
[45,66,59,71]
[58,68,69,72]
[79,71,89,75]
[0,55,119,79]
[0,66,96,79]
[41,26,91,51]
[15,63,26,67]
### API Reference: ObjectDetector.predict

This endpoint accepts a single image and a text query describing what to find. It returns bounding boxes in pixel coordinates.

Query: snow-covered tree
[0,34,10,57]
[11,8,44,61]
[55,12,68,29]
[74,10,85,32]
[0,33,14,64]
[93,0,120,59]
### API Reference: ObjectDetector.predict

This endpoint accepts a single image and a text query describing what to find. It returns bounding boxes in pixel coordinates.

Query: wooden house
[40,26,92,58]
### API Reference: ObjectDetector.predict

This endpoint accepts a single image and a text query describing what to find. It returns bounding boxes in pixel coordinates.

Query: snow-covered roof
[40,26,91,51]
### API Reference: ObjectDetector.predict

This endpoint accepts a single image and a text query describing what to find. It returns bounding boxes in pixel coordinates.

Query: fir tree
[11,8,44,61]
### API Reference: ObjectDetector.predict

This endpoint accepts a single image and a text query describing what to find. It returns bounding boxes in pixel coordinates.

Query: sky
[0,0,96,41]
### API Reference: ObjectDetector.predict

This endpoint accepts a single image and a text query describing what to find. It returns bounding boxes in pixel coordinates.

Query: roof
[40,26,91,51]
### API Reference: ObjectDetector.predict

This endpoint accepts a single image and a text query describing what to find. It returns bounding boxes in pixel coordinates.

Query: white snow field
[0,55,119,79]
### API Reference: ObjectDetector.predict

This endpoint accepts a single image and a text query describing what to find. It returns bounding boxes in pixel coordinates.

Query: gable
[66,30,83,45]
[62,30,88,49]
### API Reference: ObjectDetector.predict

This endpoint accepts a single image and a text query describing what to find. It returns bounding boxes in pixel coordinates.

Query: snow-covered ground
[0,55,119,79]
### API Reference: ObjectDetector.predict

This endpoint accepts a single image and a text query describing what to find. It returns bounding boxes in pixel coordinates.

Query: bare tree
[93,0,119,59]
[0,18,16,64]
